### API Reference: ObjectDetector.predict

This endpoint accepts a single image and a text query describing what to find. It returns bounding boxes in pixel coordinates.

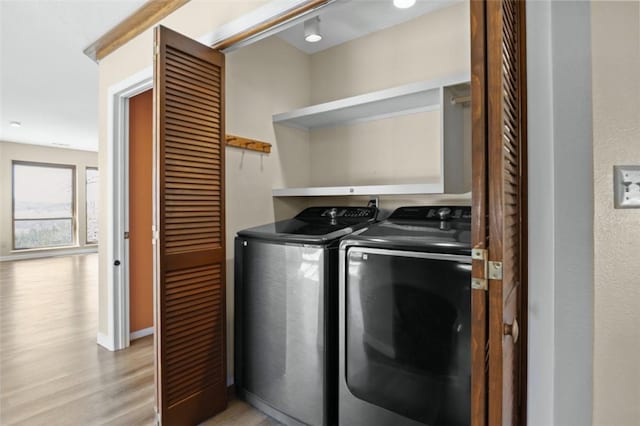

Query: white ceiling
[0,0,146,152]
[276,0,459,55]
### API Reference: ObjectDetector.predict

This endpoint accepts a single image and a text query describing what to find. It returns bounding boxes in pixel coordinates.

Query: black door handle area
[114,260,121,266]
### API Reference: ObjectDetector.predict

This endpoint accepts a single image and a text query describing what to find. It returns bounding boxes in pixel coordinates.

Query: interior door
[129,89,154,337]
[153,25,227,425]
[470,0,527,425]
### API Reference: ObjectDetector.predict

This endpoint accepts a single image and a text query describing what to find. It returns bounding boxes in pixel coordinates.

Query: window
[86,167,99,244]
[13,162,75,250]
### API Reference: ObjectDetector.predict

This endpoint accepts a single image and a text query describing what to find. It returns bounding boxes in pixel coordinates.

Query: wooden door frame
[103,0,332,352]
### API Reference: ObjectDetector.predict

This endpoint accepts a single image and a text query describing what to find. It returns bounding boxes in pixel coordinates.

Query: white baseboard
[0,246,98,262]
[97,332,115,351]
[130,327,154,340]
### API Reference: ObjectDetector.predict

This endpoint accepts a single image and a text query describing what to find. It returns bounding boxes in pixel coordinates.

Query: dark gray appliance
[339,206,472,426]
[235,206,378,426]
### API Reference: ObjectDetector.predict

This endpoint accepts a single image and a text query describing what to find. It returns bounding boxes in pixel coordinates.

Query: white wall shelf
[272,183,445,197]
[272,74,470,197]
[272,74,469,130]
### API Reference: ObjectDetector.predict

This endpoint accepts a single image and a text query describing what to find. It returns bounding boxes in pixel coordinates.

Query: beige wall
[0,141,98,258]
[309,112,442,187]
[310,2,469,104]
[592,2,640,425]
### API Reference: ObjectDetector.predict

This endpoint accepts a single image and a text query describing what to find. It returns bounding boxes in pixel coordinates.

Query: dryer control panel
[390,206,472,221]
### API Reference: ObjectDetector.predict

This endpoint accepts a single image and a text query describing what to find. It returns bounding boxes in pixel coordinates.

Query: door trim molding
[84,0,191,62]
[102,67,152,351]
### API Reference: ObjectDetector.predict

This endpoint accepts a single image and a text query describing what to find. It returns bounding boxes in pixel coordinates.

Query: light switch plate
[614,165,640,209]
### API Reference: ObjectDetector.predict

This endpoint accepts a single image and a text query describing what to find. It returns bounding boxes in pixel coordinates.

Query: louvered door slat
[165,146,219,159]
[166,92,222,115]
[165,221,219,229]
[167,109,221,128]
[165,335,223,365]
[164,70,221,98]
[155,25,227,425]
[166,164,221,176]
[166,300,220,321]
[167,355,224,393]
[166,332,223,359]
[164,66,220,90]
[167,110,221,127]
[167,58,221,84]
[167,127,222,141]
[166,280,220,297]
[166,145,218,155]
[168,47,219,71]
[166,63,221,88]
[167,123,220,139]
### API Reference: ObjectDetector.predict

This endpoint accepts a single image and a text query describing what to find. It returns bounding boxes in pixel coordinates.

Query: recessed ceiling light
[304,17,322,43]
[9,121,21,128]
[394,0,416,8]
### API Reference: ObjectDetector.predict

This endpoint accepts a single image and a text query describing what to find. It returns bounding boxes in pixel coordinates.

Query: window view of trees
[86,168,99,243]
[13,162,75,249]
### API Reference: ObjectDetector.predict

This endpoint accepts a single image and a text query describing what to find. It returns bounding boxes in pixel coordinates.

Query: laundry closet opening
[224,0,471,394]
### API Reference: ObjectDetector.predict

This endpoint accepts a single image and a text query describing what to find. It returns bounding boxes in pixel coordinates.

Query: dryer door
[343,247,471,426]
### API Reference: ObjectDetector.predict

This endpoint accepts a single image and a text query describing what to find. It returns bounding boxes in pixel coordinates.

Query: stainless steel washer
[234,206,378,426]
[339,206,472,426]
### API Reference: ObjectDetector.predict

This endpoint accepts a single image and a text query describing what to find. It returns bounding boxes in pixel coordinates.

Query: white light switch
[614,165,640,208]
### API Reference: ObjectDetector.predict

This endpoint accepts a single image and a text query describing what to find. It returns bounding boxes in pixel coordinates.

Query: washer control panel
[296,206,378,221]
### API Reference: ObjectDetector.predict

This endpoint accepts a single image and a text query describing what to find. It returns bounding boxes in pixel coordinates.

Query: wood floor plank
[0,254,279,426]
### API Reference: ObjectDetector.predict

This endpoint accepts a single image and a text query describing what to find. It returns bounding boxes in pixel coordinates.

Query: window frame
[85,166,99,245]
[12,160,77,250]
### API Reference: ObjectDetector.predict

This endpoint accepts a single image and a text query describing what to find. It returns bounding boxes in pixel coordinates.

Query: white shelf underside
[272,74,469,130]
[272,183,445,197]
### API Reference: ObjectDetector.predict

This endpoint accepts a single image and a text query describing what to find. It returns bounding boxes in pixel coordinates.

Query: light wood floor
[0,254,276,426]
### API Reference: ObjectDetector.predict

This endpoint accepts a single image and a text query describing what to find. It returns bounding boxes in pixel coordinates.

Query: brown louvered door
[153,25,227,425]
[471,0,527,425]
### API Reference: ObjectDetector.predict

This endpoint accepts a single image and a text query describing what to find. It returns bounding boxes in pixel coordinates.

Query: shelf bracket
[225,134,272,154]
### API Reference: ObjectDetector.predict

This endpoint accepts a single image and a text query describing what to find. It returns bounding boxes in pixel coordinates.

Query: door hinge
[471,247,488,291]
[154,43,159,56]
[488,260,503,280]
[124,231,130,240]
[471,247,504,290]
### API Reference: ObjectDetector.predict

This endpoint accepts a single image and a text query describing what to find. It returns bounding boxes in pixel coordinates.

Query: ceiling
[0,0,146,152]
[0,0,458,153]
[276,0,458,55]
